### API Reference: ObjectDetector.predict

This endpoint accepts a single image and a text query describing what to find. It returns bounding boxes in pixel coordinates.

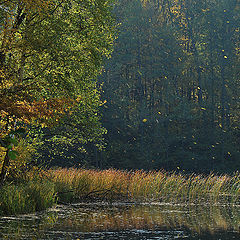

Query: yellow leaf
[142,119,147,123]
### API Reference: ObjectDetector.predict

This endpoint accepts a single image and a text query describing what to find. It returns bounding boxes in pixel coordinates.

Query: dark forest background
[44,0,240,173]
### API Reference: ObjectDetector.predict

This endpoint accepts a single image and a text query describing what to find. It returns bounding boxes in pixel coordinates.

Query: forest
[0,0,239,188]
[38,0,239,173]
[99,0,240,172]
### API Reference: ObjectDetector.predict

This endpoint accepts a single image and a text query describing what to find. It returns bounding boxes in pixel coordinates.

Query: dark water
[0,202,239,239]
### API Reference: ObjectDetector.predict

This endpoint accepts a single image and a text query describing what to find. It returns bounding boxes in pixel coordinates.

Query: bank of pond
[0,168,240,215]
[0,168,240,239]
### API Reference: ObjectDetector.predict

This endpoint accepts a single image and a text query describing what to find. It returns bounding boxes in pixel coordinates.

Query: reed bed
[1,168,239,215]
[49,168,240,205]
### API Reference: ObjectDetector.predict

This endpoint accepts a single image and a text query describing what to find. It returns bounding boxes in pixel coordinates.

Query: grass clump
[0,178,56,215]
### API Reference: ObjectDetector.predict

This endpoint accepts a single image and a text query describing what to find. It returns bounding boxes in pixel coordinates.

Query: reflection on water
[0,202,239,239]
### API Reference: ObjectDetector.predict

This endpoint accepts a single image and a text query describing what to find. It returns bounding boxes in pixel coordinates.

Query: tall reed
[49,168,240,205]
[1,168,239,216]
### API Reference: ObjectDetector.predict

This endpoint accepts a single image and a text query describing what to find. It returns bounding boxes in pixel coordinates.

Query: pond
[0,202,239,239]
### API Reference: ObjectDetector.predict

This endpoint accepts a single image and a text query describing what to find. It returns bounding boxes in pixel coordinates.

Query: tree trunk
[0,149,10,186]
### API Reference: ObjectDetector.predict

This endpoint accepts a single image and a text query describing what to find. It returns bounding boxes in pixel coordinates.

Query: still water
[0,202,239,239]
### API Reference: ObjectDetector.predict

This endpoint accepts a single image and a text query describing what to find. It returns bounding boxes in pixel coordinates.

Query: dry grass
[1,168,239,215]
[49,168,240,204]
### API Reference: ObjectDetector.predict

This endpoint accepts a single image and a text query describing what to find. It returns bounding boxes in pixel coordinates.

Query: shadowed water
[0,203,239,239]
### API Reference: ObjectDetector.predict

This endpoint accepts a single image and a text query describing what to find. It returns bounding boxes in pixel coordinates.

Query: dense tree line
[100,0,240,172]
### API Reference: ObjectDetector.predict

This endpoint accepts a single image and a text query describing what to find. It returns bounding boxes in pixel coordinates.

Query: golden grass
[49,168,240,205]
[1,168,239,215]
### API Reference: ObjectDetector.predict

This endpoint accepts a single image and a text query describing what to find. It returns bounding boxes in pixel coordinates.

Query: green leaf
[7,144,13,150]
[8,150,19,160]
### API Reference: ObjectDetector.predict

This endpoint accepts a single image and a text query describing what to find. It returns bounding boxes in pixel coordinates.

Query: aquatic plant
[49,168,240,205]
[1,168,239,215]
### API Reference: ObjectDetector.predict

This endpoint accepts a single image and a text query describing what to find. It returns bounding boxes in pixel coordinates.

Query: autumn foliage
[0,0,65,132]
[0,0,115,184]
[0,0,82,183]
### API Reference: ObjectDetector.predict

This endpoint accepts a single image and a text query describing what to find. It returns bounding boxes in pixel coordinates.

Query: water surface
[0,202,239,239]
